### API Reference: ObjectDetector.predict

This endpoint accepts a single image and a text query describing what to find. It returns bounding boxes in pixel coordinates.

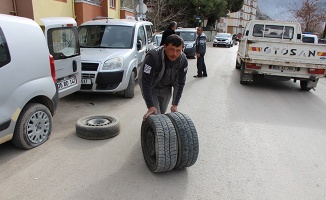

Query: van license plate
[272,66,297,71]
[57,76,77,90]
[81,79,91,84]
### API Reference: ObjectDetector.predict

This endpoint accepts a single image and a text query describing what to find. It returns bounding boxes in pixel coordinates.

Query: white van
[78,18,155,98]
[41,17,82,98]
[0,14,58,149]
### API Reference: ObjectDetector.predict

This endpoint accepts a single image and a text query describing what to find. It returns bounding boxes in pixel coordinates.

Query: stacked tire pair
[141,112,199,173]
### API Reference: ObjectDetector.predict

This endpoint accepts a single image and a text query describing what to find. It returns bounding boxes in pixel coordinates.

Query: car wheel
[300,80,312,91]
[166,112,199,170]
[124,71,135,98]
[76,115,120,140]
[12,103,52,150]
[141,114,178,172]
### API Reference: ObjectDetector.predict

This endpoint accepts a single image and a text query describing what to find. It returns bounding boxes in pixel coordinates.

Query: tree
[227,0,244,13]
[146,0,188,30]
[289,0,326,33]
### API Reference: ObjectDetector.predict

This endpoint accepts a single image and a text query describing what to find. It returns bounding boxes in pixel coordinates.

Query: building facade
[217,0,257,34]
[0,0,134,26]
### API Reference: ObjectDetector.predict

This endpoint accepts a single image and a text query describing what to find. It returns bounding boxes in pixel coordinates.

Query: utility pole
[139,0,143,20]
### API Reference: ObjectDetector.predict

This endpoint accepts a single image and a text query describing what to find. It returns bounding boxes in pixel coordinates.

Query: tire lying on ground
[166,112,199,169]
[76,115,120,140]
[141,114,178,172]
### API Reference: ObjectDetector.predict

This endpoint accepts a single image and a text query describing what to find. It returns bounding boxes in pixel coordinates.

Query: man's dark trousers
[197,54,207,77]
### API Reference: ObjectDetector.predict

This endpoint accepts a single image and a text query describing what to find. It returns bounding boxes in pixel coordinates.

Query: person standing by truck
[140,34,188,120]
[194,26,207,78]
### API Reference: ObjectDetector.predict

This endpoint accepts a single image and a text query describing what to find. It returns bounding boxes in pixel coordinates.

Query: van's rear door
[41,17,81,98]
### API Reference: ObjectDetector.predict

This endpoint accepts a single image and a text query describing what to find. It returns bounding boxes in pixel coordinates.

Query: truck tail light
[49,55,56,83]
[246,63,261,69]
[308,68,325,75]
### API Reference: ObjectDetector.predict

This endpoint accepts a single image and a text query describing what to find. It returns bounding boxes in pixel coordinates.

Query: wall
[32,0,74,24]
[0,0,15,15]
[108,0,120,19]
[74,2,102,25]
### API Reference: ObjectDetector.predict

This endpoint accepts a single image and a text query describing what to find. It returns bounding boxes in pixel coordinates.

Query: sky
[257,0,300,21]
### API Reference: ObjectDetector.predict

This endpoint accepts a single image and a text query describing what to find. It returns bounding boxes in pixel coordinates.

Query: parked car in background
[302,33,318,44]
[153,32,162,48]
[213,33,233,48]
[78,18,155,98]
[41,17,82,98]
[175,28,197,58]
[0,14,58,149]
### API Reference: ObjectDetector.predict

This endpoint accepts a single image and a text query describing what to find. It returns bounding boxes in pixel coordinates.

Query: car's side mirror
[245,30,249,36]
[297,34,301,40]
[137,40,142,50]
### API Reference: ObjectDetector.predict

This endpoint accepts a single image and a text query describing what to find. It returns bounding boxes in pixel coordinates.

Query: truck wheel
[124,71,135,98]
[141,114,178,172]
[76,115,120,140]
[166,112,199,170]
[300,80,312,91]
[235,59,241,69]
[12,103,52,150]
[240,62,247,85]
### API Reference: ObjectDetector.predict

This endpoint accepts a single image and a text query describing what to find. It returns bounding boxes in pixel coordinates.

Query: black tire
[240,62,247,85]
[166,112,199,169]
[300,80,312,91]
[141,114,178,172]
[12,103,52,150]
[76,115,120,140]
[235,59,241,69]
[124,71,135,98]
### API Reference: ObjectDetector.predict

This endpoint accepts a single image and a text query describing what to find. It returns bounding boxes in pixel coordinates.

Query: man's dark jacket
[160,28,175,46]
[139,47,188,108]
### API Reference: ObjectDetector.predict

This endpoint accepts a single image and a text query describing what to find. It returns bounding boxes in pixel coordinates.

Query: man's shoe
[203,75,207,77]
[193,75,202,78]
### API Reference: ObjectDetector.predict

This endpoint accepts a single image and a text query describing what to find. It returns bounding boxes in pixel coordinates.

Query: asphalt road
[1,43,326,200]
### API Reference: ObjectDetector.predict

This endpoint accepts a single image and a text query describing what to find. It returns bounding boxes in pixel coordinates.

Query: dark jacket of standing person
[196,32,207,55]
[160,21,177,46]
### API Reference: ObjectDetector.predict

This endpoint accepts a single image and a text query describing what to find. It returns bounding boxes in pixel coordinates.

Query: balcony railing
[74,0,102,6]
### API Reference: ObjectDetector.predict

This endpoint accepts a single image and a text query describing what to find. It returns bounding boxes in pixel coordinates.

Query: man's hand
[196,53,200,58]
[143,107,157,121]
[171,105,178,113]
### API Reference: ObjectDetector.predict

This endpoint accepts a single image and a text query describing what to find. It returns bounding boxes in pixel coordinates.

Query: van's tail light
[49,55,56,83]
[246,63,261,69]
[308,68,325,75]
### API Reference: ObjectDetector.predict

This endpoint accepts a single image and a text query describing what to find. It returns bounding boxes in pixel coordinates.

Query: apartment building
[217,0,257,34]
[0,0,129,25]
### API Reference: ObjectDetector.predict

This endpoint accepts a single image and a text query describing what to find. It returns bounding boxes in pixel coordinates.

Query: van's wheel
[12,103,52,150]
[166,112,199,170]
[76,115,120,140]
[300,80,312,91]
[141,114,178,172]
[124,71,135,98]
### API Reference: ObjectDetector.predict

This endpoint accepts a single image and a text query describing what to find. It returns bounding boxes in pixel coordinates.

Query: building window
[110,0,115,8]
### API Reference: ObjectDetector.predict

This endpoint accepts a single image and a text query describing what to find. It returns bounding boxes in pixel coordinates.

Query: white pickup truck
[236,20,326,91]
